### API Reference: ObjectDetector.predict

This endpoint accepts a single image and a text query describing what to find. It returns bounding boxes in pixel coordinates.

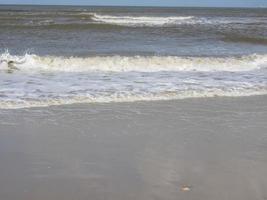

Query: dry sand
[0,95,267,200]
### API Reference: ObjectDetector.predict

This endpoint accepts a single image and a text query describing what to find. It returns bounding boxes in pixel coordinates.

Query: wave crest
[1,52,267,73]
[90,13,195,26]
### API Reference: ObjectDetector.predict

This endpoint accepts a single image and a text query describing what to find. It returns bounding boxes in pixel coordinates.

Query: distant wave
[86,13,265,27]
[1,51,267,72]
[1,12,265,28]
[85,13,196,27]
[0,12,196,27]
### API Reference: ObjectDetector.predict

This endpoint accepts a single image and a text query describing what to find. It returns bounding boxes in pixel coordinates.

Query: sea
[0,5,267,109]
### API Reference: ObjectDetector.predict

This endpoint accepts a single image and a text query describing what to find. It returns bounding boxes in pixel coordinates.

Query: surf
[1,51,267,73]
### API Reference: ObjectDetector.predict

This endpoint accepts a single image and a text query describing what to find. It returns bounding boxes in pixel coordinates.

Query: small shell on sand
[181,186,191,191]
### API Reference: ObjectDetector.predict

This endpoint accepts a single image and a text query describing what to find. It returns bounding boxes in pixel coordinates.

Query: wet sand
[0,96,267,200]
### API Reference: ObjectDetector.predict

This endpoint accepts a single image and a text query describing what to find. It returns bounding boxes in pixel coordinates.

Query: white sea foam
[90,13,195,26]
[0,52,267,72]
[0,89,266,110]
[0,51,266,109]
[87,13,264,27]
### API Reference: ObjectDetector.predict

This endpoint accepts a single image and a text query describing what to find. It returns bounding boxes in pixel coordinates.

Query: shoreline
[1,93,267,110]
[0,95,267,200]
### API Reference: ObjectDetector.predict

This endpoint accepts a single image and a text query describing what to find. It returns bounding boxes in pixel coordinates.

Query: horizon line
[0,3,266,9]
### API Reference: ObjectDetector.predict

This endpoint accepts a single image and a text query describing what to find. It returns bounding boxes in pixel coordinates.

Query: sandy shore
[0,95,267,200]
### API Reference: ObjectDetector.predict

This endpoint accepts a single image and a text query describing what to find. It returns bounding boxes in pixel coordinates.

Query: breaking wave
[1,12,265,28]
[1,51,266,109]
[90,13,196,26]
[87,13,265,27]
[1,51,267,72]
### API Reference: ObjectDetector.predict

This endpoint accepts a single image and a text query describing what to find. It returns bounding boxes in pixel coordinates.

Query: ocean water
[0,5,267,109]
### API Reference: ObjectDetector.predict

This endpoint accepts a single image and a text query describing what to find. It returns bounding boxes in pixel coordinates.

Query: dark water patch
[223,35,267,46]
[0,22,125,31]
[42,23,124,30]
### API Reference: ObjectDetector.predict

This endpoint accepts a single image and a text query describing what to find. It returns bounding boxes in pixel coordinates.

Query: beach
[0,95,266,200]
[0,5,267,200]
